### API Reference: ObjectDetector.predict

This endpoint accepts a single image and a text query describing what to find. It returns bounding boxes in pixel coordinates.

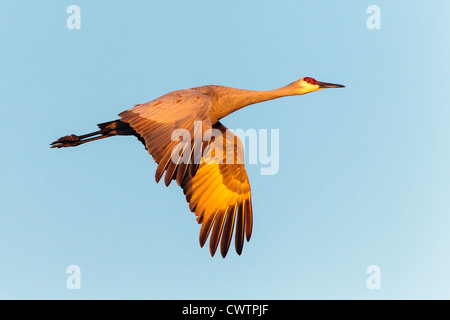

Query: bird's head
[289,77,345,95]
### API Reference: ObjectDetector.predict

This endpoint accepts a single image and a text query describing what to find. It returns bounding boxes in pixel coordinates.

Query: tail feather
[97,120,134,135]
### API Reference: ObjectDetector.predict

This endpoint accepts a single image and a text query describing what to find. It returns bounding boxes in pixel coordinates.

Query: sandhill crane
[51,77,344,258]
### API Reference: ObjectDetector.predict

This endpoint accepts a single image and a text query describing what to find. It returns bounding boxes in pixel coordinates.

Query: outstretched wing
[182,122,253,258]
[119,89,213,186]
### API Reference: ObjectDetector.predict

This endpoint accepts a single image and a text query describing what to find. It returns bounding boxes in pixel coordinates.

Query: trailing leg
[50,119,137,148]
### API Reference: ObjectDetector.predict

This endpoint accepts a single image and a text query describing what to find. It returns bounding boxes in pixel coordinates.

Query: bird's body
[51,77,344,257]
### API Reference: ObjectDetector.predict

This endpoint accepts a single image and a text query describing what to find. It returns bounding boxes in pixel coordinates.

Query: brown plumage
[51,77,344,257]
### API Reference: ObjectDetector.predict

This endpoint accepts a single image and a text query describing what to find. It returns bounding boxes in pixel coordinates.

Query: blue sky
[0,1,449,299]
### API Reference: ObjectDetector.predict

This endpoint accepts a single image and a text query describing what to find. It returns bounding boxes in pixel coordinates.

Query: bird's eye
[303,77,317,85]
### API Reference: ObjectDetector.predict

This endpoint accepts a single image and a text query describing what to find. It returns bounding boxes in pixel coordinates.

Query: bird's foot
[50,134,82,148]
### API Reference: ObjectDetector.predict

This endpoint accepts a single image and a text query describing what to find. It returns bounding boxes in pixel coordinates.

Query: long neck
[209,85,297,122]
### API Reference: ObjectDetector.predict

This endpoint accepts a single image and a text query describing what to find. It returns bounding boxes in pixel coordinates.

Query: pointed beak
[317,81,345,89]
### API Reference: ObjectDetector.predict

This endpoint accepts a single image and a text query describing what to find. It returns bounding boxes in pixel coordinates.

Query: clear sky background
[0,1,449,299]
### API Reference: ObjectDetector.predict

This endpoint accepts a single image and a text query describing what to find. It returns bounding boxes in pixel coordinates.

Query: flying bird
[51,77,344,258]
